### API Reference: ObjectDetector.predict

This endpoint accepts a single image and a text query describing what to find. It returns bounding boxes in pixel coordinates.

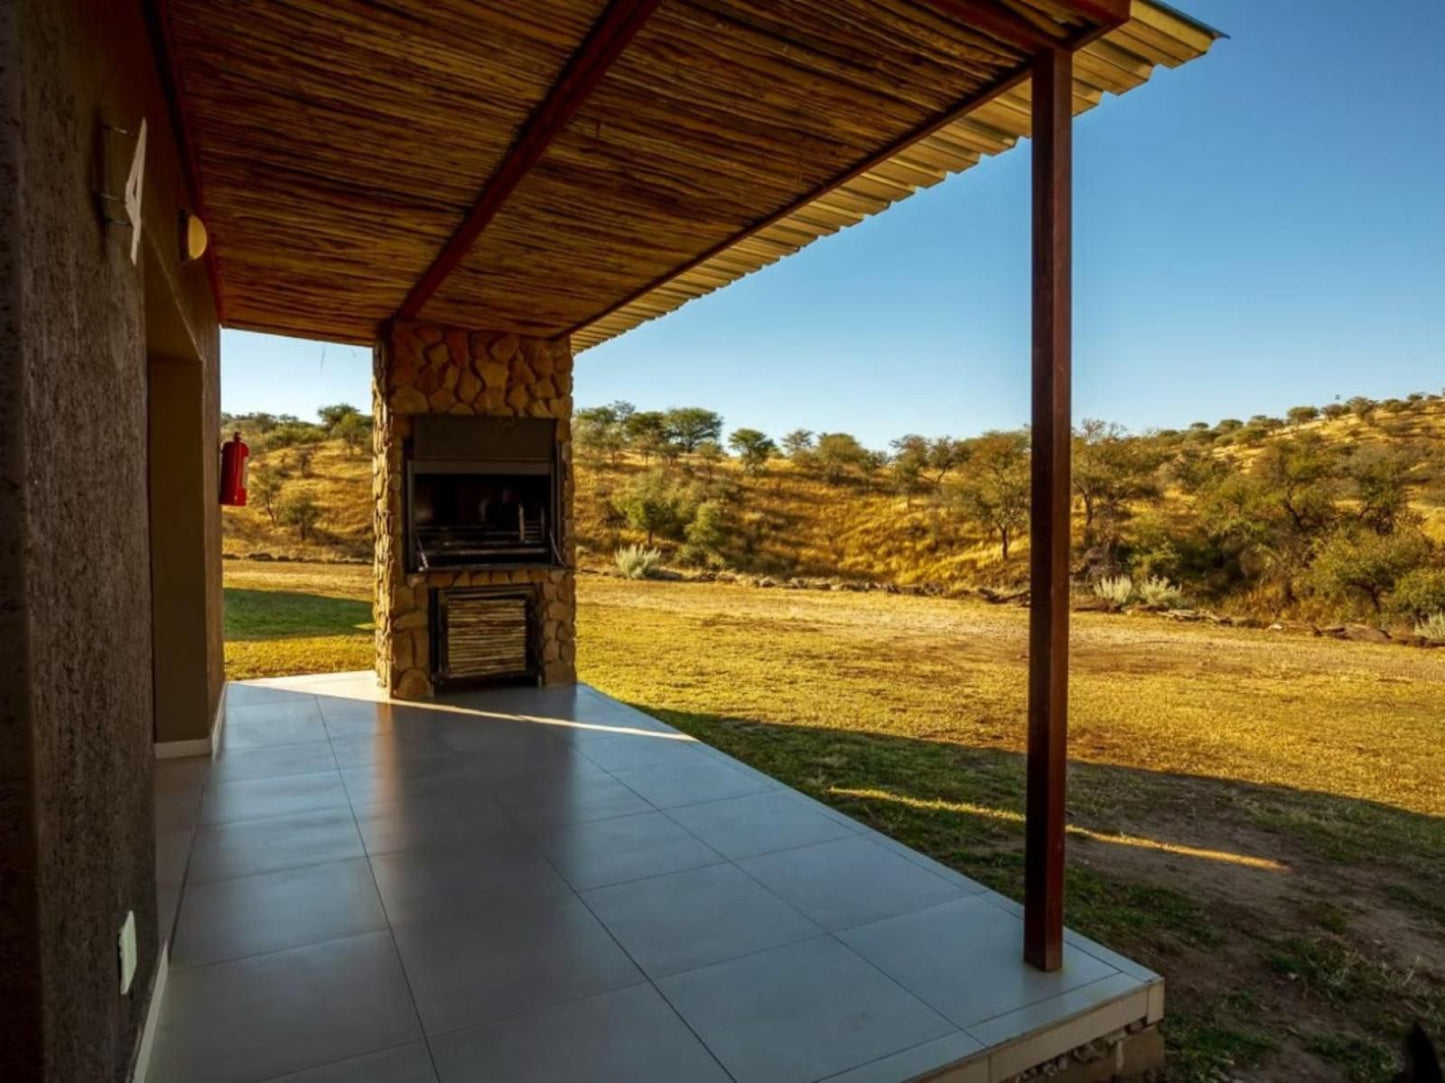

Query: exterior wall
[374,320,576,697]
[0,0,221,1079]
[148,352,223,744]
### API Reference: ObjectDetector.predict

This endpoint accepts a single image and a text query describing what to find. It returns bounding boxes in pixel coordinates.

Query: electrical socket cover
[119,910,137,995]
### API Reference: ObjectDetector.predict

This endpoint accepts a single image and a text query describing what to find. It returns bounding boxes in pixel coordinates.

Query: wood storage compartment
[432,586,539,687]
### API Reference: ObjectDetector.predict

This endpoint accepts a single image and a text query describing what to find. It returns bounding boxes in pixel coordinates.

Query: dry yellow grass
[579,577,1445,816]
[223,561,1445,1078]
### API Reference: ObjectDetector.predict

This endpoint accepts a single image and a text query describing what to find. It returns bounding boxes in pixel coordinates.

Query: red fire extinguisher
[220,432,250,506]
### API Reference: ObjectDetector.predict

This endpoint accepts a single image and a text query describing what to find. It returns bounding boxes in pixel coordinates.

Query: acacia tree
[251,466,283,526]
[334,412,372,456]
[1072,419,1164,558]
[664,407,724,453]
[1311,528,1430,614]
[953,430,1030,560]
[576,403,629,466]
[813,432,869,485]
[781,429,815,464]
[728,428,776,475]
[890,434,966,491]
[610,471,696,546]
[623,411,670,463]
[317,403,360,431]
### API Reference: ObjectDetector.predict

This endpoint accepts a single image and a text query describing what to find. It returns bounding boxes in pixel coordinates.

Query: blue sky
[220,0,1444,449]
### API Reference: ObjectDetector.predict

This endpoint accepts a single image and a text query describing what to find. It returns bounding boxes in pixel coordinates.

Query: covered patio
[151,675,1162,1082]
[0,0,1218,1079]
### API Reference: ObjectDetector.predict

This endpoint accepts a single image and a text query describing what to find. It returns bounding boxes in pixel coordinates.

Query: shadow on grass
[224,588,372,641]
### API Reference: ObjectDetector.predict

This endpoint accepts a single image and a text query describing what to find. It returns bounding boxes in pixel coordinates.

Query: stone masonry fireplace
[374,320,576,698]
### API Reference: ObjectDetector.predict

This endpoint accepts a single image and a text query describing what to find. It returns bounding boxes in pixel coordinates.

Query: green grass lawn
[225,561,1445,1081]
[224,562,374,678]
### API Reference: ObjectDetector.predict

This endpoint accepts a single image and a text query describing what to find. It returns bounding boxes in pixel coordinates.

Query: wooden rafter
[395,0,664,321]
[923,0,1065,51]
[1024,45,1073,974]
[144,0,225,321]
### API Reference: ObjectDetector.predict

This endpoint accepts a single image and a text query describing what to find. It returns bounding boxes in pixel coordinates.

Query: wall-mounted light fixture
[181,211,208,264]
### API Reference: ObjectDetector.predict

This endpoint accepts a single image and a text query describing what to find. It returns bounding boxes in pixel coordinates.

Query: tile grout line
[332,722,446,1083]
[553,842,741,1083]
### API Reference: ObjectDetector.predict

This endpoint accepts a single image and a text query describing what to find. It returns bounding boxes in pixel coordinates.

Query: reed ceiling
[157,0,1217,347]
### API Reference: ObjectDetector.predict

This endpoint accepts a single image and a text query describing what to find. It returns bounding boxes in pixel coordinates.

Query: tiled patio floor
[149,673,1161,1083]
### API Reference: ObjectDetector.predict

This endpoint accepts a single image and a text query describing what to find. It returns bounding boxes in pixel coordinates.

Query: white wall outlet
[119,910,137,995]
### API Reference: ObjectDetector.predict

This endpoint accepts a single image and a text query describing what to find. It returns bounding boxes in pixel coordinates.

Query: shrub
[277,494,322,541]
[615,545,663,580]
[1136,575,1185,609]
[1392,567,1445,622]
[610,471,698,546]
[1094,575,1134,608]
[1417,613,1445,642]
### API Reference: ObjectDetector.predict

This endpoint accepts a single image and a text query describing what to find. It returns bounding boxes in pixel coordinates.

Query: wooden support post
[1024,46,1072,973]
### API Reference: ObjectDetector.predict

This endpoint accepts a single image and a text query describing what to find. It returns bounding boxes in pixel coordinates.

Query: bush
[609,471,698,546]
[1392,567,1445,621]
[277,494,322,541]
[1417,613,1445,642]
[615,545,663,580]
[1136,575,1185,609]
[1094,575,1134,608]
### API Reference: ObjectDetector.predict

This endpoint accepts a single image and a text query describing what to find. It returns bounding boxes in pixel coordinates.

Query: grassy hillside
[223,394,1445,623]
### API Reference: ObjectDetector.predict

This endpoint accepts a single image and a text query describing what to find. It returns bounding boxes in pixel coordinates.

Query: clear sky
[220,0,1444,449]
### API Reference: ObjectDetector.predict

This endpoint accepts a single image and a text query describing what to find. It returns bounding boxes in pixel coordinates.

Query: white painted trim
[130,942,168,1083]
[153,688,226,760]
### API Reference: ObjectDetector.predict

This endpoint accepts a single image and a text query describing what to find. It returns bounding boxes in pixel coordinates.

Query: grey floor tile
[155,786,205,834]
[666,790,859,860]
[818,1032,987,1083]
[155,827,195,890]
[839,896,1118,1029]
[496,767,651,830]
[189,807,365,883]
[329,730,455,770]
[739,835,966,931]
[578,731,713,772]
[227,684,312,708]
[431,984,730,1083]
[210,740,338,783]
[171,858,388,969]
[391,893,643,1034]
[150,930,421,1083]
[339,756,505,808]
[262,1041,437,1082]
[154,756,211,795]
[316,696,399,737]
[862,831,991,894]
[200,770,350,825]
[369,837,572,926]
[536,811,725,891]
[352,790,523,857]
[611,757,776,809]
[224,711,328,751]
[658,936,955,1083]
[583,862,821,977]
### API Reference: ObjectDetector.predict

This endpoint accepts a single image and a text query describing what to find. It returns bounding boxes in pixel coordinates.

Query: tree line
[578,394,1445,629]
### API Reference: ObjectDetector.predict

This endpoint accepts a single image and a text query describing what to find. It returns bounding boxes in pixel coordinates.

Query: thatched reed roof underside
[158,0,1218,349]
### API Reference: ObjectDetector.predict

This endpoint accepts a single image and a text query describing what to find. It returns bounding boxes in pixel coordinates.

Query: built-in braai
[406,415,561,571]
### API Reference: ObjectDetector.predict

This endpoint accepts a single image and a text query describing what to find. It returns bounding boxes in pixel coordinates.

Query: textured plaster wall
[148,354,219,744]
[0,0,220,1080]
[374,320,577,697]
